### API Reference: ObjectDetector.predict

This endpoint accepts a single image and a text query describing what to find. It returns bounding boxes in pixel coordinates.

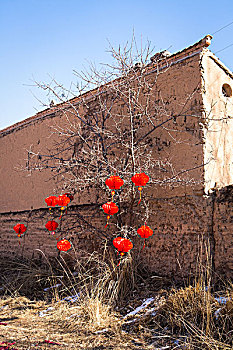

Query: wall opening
[222,84,232,97]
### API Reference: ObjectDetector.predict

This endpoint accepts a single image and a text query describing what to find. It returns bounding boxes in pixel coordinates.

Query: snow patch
[123,297,154,318]
[214,308,222,320]
[60,294,80,303]
[215,296,229,304]
[44,283,61,292]
[39,306,54,317]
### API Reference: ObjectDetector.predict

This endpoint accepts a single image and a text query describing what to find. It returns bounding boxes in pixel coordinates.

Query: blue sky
[1,0,233,129]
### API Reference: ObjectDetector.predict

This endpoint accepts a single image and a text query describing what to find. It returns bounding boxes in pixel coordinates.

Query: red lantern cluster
[45,194,73,219]
[102,202,119,228]
[43,194,74,250]
[131,172,149,204]
[113,237,133,256]
[12,171,152,257]
[105,175,124,200]
[137,224,153,249]
[102,172,149,229]
[57,239,72,252]
[13,193,74,250]
[45,194,71,208]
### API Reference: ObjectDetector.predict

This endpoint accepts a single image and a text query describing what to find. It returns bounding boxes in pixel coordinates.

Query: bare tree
[25,36,204,239]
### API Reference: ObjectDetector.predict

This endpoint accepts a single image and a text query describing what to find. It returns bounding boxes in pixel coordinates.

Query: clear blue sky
[1,0,233,130]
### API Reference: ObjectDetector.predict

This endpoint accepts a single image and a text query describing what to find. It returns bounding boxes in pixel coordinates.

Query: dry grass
[0,296,146,349]
[0,252,155,350]
[0,243,233,350]
[153,284,233,349]
[139,241,233,350]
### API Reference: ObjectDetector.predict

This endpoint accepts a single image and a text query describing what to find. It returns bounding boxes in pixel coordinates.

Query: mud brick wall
[145,188,233,278]
[0,187,232,279]
[213,186,233,278]
[142,195,212,277]
[0,204,104,261]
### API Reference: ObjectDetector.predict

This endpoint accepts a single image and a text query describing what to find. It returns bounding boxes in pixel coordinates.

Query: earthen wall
[0,187,232,279]
[202,50,233,192]
[0,49,204,213]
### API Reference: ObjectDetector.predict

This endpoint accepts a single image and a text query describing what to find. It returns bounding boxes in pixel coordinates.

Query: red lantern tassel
[117,252,125,266]
[142,239,146,249]
[138,187,142,205]
[59,207,65,220]
[111,190,115,201]
[105,215,111,228]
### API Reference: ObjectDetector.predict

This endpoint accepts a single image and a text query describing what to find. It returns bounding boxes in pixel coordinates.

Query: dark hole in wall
[222,84,232,98]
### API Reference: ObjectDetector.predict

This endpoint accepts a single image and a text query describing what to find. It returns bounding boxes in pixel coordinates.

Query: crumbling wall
[213,185,233,278]
[0,204,104,260]
[0,188,232,279]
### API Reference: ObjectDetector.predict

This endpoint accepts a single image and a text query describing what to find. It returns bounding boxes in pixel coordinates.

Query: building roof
[1,35,232,137]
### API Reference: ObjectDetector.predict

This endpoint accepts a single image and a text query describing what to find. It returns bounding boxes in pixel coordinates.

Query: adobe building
[0,35,232,279]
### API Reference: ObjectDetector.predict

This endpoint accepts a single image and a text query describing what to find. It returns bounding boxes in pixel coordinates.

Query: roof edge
[0,35,221,137]
[207,52,233,79]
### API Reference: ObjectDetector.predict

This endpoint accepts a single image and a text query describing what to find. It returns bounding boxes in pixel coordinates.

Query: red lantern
[102,202,119,227]
[45,196,57,208]
[13,223,27,245]
[131,172,149,204]
[56,195,71,219]
[113,237,133,256]
[56,195,70,207]
[105,175,124,200]
[13,223,27,237]
[45,220,58,235]
[57,239,72,252]
[137,224,153,249]
[113,237,124,251]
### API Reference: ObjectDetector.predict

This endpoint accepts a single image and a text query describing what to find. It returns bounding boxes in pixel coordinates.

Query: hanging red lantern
[113,237,133,256]
[56,195,71,219]
[102,202,119,227]
[45,196,57,214]
[13,223,27,237]
[45,196,57,207]
[131,172,149,204]
[113,237,124,251]
[57,239,72,252]
[137,224,153,249]
[13,223,27,245]
[105,175,124,200]
[56,195,70,207]
[120,239,133,255]
[45,220,58,235]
